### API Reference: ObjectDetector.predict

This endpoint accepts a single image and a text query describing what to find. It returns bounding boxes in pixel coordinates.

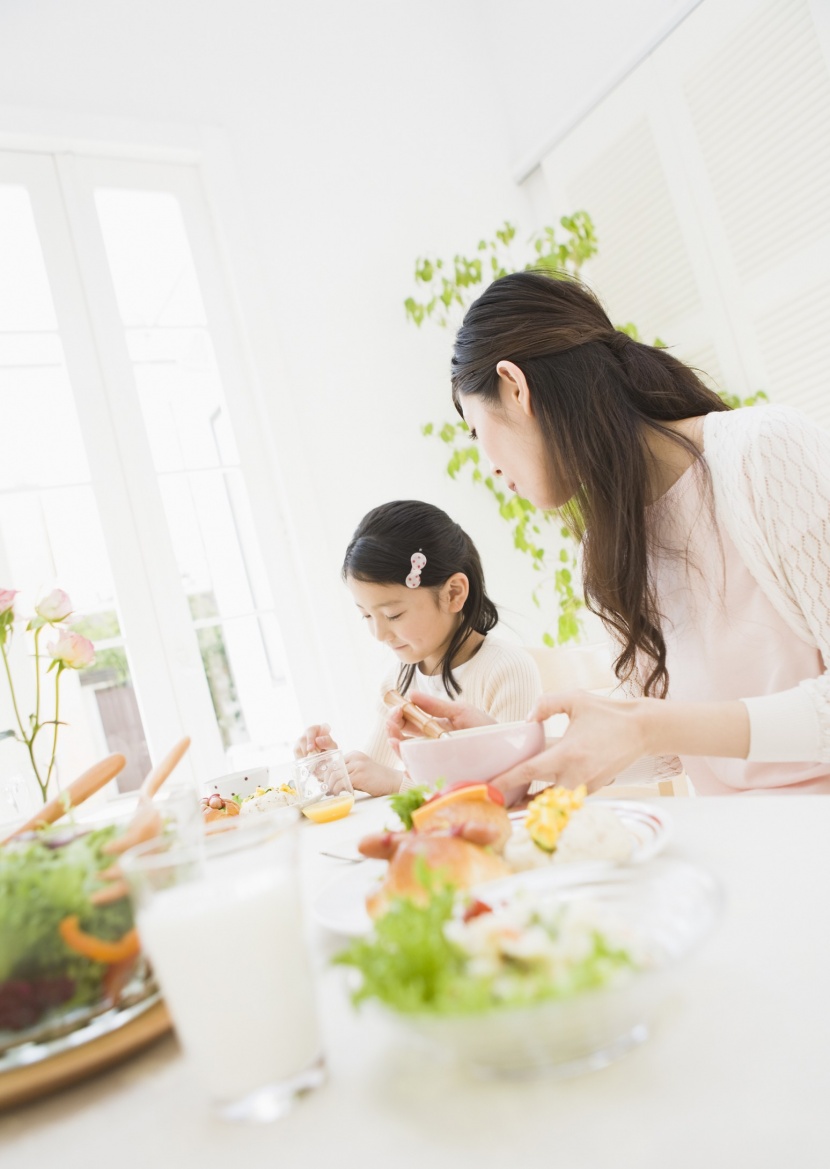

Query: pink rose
[36,589,73,623]
[48,630,95,670]
[0,589,18,616]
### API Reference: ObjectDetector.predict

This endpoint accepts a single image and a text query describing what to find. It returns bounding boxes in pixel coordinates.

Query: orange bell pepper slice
[59,915,140,965]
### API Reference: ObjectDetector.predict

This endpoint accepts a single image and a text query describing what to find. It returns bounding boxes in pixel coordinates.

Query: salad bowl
[0,805,161,1058]
[336,858,720,1079]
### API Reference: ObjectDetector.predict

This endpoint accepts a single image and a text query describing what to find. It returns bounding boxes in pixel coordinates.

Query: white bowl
[399,720,545,787]
[201,766,269,802]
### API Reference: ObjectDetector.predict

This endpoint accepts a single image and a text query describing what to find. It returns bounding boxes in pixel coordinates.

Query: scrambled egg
[524,785,588,851]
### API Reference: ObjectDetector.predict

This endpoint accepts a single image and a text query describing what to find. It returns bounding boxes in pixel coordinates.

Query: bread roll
[366,834,510,919]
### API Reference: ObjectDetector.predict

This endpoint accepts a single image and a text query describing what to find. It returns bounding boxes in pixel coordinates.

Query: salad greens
[388,785,430,831]
[334,880,636,1017]
[0,824,135,1018]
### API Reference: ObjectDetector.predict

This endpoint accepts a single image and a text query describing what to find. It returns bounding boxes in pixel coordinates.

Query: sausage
[357,831,406,860]
[451,820,502,848]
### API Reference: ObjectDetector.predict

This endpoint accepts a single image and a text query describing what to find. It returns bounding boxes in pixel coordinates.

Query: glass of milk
[121,807,325,1122]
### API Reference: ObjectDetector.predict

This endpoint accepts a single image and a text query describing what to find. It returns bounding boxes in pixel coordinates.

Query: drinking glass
[292,748,352,800]
[121,808,325,1121]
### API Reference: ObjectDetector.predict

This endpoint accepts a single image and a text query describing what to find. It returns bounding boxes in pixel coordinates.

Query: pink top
[649,462,830,795]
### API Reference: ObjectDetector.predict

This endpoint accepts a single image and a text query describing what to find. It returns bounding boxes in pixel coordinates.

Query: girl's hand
[344,752,404,797]
[293,723,339,759]
[489,691,648,802]
[385,690,495,756]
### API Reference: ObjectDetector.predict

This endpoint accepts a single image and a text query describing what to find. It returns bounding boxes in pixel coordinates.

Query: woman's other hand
[344,752,404,797]
[385,690,495,756]
[489,691,648,802]
[293,723,339,759]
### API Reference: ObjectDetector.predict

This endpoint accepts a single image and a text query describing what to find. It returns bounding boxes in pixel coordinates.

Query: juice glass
[121,808,324,1121]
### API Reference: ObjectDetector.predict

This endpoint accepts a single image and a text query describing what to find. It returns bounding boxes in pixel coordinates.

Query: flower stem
[44,665,62,795]
[33,625,42,730]
[26,736,48,804]
[0,639,27,743]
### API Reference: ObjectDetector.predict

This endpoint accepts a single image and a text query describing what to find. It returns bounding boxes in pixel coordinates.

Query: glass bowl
[366,858,721,1079]
[0,795,200,1059]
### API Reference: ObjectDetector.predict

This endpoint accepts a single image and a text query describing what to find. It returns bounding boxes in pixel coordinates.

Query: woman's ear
[496,359,534,419]
[442,572,470,613]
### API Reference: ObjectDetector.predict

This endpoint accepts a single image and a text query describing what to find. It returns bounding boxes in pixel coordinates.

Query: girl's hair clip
[405,551,427,589]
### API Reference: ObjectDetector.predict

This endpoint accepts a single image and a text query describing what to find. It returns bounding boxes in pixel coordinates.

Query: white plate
[508,799,672,864]
[312,800,671,937]
[313,859,385,937]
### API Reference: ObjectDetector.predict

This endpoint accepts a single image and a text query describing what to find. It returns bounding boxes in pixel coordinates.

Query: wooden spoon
[1,753,127,845]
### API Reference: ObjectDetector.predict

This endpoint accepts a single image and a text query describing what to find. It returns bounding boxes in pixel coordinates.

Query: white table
[3,796,830,1169]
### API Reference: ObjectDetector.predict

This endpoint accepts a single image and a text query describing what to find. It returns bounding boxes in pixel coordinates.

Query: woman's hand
[489,691,649,802]
[344,752,404,797]
[489,690,750,802]
[293,723,339,759]
[385,690,495,756]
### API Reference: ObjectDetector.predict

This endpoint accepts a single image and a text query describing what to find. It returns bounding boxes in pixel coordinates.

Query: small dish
[399,720,544,787]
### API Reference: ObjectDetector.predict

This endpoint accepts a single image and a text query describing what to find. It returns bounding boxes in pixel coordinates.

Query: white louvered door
[536,0,830,428]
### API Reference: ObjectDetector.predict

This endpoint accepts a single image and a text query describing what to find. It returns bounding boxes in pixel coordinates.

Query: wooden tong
[2,753,127,845]
[383,690,451,739]
[92,736,192,904]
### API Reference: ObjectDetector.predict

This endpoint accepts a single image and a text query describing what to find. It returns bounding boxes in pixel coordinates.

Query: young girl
[389,271,830,799]
[293,500,541,795]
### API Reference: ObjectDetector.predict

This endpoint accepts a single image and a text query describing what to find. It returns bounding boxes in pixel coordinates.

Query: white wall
[0,1,687,750]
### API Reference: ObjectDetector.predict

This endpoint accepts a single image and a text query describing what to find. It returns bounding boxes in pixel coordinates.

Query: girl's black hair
[342,500,498,698]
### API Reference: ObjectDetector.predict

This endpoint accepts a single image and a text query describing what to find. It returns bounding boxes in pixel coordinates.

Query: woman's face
[460,367,569,510]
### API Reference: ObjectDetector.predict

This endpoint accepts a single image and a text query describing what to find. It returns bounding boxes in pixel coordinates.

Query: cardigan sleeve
[730,407,830,763]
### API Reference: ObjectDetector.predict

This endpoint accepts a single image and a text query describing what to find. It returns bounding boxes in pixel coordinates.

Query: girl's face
[460,363,570,510]
[346,575,467,667]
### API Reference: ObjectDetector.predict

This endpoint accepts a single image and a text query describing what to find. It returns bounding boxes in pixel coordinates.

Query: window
[0,151,300,794]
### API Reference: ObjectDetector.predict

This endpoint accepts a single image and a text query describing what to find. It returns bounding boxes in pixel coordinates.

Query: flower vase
[0,735,42,828]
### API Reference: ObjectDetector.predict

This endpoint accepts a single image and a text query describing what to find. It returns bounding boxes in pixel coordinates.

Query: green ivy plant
[406,213,767,647]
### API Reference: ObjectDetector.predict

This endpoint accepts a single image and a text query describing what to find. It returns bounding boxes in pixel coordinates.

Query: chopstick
[383,690,450,739]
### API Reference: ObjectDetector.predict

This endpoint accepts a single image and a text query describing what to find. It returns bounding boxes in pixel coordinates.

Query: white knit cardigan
[695,404,830,763]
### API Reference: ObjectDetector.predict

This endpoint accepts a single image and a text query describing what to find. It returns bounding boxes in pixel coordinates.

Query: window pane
[0,181,151,795]
[95,187,300,764]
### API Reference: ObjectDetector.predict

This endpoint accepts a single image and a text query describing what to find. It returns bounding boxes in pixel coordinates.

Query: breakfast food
[200,794,241,823]
[0,822,147,1037]
[358,783,511,918]
[506,786,635,870]
[239,784,301,816]
[409,782,511,851]
[301,792,354,823]
[335,878,639,1018]
[364,833,510,919]
[358,782,637,921]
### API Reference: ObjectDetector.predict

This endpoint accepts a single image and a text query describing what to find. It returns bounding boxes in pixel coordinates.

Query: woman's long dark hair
[342,500,498,697]
[451,271,729,696]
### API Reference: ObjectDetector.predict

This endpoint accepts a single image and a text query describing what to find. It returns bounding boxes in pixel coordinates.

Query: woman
[389,271,830,799]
